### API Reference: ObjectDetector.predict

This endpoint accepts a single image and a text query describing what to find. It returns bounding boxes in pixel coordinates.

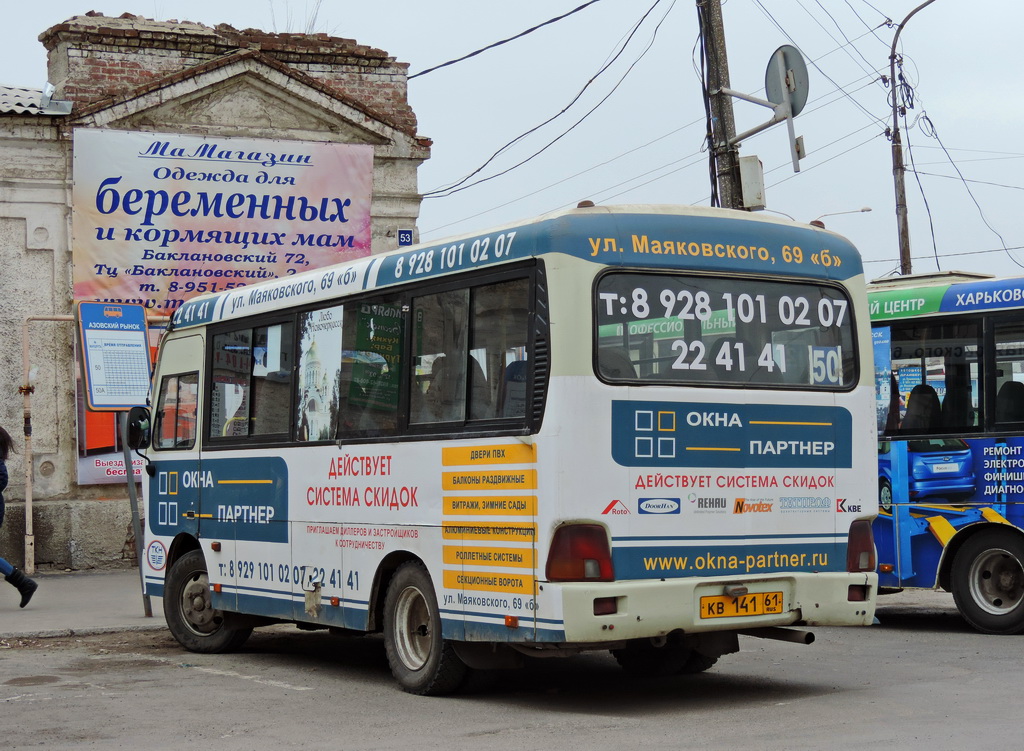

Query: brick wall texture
[41,12,418,135]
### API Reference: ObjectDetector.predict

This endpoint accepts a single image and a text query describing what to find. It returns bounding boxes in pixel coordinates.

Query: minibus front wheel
[164,549,253,653]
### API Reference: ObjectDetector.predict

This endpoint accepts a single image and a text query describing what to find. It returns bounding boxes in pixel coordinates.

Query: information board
[78,302,152,411]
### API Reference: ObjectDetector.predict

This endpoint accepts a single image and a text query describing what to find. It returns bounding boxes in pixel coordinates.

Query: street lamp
[810,207,872,228]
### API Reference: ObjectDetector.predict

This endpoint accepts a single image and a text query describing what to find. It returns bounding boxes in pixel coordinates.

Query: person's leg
[2,557,37,608]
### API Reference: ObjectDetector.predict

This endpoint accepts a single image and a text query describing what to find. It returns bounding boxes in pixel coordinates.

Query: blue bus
[871,271,1024,633]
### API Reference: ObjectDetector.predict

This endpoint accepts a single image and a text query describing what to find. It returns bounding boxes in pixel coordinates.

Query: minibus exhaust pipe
[737,627,815,645]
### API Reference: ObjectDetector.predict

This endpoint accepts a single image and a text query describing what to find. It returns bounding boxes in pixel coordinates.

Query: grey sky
[4,1,1022,278]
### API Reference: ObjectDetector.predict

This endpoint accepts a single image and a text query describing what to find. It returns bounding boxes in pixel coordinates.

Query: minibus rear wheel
[383,561,469,695]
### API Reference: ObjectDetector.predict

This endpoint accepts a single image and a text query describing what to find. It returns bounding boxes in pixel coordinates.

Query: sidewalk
[0,569,166,639]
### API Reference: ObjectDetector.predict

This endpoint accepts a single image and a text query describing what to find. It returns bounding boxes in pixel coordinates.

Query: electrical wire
[909,172,1024,191]
[422,0,667,198]
[842,0,892,47]
[805,0,881,82]
[918,112,1024,268]
[863,245,1024,265]
[430,2,890,225]
[752,0,886,127]
[408,1,605,79]
[421,122,703,236]
[902,111,942,270]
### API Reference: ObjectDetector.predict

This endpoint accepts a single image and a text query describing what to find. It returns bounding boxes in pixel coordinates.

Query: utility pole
[889,0,937,275]
[699,0,742,209]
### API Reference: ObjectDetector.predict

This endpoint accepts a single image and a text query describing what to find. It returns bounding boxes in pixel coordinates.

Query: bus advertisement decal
[443,495,537,515]
[442,443,537,466]
[442,569,535,596]
[442,469,538,491]
[442,521,537,542]
[443,546,536,569]
[611,401,852,469]
[195,457,288,543]
[613,540,843,578]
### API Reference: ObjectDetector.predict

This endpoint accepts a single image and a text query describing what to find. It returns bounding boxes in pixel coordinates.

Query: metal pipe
[737,626,816,645]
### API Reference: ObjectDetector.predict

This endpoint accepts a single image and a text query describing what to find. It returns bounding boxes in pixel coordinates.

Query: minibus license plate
[700,591,784,619]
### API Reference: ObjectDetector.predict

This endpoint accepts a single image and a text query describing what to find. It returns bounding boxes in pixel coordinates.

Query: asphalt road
[1,590,1017,751]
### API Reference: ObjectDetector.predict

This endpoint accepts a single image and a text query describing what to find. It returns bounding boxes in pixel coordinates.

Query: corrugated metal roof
[0,85,71,115]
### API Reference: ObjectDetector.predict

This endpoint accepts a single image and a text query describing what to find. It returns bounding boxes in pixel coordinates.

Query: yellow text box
[443,569,535,596]
[442,521,537,542]
[443,545,536,569]
[443,495,537,516]
[443,469,537,491]
[442,443,537,466]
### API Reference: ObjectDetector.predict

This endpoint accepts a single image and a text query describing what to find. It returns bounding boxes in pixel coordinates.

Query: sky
[3,0,1023,280]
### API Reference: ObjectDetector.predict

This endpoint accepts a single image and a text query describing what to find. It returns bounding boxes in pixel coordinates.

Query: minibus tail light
[846,519,876,573]
[546,524,615,582]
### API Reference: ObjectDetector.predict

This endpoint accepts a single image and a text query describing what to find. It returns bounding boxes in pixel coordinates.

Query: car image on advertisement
[878,438,977,510]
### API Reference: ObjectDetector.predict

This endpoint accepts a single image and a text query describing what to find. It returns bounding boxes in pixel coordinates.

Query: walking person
[0,425,37,608]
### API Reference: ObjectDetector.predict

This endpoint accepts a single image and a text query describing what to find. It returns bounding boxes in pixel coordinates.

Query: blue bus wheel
[951,529,1024,635]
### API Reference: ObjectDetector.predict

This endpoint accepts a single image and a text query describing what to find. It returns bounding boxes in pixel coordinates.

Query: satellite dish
[765,45,808,117]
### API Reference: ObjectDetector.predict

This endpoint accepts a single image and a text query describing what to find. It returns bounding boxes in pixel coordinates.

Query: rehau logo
[836,498,863,513]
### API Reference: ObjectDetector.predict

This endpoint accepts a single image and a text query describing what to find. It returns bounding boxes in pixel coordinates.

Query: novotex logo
[733,497,773,513]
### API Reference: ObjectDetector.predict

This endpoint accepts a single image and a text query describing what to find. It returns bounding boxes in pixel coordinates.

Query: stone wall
[0,13,428,570]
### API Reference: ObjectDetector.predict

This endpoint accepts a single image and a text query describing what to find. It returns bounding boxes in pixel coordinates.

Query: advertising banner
[72,129,373,483]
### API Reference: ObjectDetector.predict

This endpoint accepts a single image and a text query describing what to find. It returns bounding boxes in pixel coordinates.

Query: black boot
[6,568,37,608]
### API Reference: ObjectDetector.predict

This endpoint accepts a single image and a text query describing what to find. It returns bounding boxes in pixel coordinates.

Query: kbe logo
[836,498,862,512]
[638,497,681,514]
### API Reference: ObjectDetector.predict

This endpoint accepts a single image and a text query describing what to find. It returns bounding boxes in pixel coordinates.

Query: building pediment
[67,50,428,159]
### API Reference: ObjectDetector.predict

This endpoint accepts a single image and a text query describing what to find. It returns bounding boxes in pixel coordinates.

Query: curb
[0,623,168,640]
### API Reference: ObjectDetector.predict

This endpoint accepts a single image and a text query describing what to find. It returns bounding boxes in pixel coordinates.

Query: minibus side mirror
[126,406,152,450]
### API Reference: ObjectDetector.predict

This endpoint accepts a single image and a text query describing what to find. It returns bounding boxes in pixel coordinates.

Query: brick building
[0,13,430,570]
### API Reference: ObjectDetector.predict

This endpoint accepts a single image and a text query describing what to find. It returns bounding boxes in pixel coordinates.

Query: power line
[421,121,702,237]
[917,112,1022,268]
[752,0,886,127]
[427,5,889,231]
[910,171,1024,191]
[408,1,605,79]
[912,155,1024,167]
[863,245,1024,264]
[842,0,892,47]
[902,111,941,269]
[422,0,667,198]
[804,0,882,82]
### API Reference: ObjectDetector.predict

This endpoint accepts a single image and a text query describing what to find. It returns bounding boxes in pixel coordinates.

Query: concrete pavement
[0,568,166,639]
[0,568,962,641]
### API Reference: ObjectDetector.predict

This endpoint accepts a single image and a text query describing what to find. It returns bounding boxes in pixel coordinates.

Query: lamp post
[810,207,872,228]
